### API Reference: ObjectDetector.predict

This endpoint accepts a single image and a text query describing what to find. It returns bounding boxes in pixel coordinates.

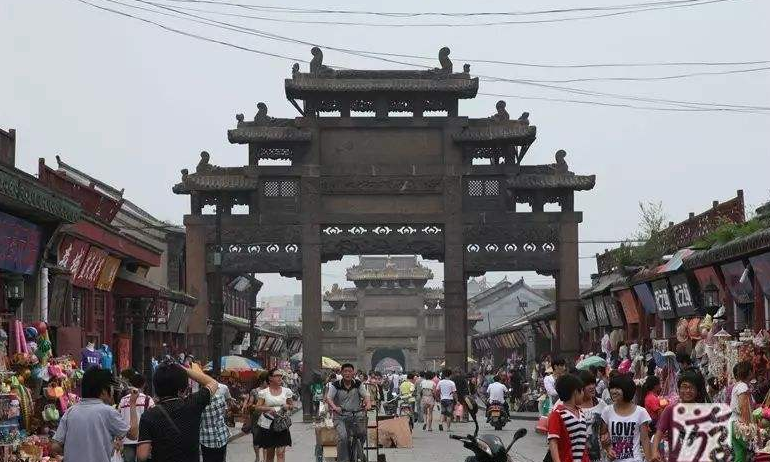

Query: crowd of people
[538,346,746,462]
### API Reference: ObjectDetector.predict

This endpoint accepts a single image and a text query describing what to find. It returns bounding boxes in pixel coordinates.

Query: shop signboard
[95,256,121,291]
[593,296,610,326]
[651,279,677,319]
[721,260,753,304]
[73,246,109,289]
[749,252,770,299]
[605,295,624,328]
[669,273,696,316]
[583,298,597,328]
[0,211,42,275]
[616,289,641,324]
[633,283,657,314]
[57,236,90,275]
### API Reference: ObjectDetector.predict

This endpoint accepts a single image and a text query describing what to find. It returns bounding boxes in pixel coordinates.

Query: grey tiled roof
[228,125,312,144]
[684,227,770,269]
[172,173,258,193]
[285,74,479,97]
[507,174,596,190]
[452,123,536,143]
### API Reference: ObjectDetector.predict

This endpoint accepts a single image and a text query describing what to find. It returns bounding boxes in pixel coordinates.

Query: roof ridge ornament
[553,149,570,174]
[254,102,272,124]
[490,100,510,122]
[309,47,333,76]
[437,46,452,73]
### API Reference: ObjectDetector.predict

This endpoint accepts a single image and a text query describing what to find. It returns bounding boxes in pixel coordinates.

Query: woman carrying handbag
[254,369,294,462]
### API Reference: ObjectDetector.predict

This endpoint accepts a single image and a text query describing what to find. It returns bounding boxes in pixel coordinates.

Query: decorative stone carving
[310,47,333,75]
[292,63,300,76]
[196,151,222,174]
[320,176,443,195]
[254,102,271,123]
[463,64,471,73]
[554,150,569,174]
[491,100,509,122]
[437,47,452,73]
[463,222,559,244]
[518,112,530,126]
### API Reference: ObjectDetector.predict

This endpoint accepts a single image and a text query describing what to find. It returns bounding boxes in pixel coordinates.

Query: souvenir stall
[0,319,84,461]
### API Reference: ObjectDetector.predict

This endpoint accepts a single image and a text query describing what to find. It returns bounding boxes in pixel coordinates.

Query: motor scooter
[450,397,527,462]
[485,402,509,431]
[398,397,415,432]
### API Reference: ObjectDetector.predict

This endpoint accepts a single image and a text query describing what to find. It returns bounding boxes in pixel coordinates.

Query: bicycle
[337,409,368,462]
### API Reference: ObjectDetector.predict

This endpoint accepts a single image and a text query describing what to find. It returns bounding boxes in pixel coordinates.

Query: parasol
[576,355,607,370]
[290,353,341,369]
[204,356,263,372]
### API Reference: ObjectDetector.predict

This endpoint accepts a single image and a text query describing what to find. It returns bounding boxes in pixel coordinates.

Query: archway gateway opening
[371,348,406,372]
[174,46,595,421]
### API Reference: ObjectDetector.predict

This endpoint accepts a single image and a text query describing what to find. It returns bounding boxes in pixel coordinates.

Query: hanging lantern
[702,283,721,317]
[3,275,25,312]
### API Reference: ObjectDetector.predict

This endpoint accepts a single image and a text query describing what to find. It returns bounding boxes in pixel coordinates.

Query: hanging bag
[271,409,292,432]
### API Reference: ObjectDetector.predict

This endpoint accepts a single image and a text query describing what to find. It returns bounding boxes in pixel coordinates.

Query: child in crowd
[547,373,589,462]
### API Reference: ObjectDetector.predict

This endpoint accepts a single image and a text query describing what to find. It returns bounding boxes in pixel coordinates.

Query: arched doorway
[371,348,406,372]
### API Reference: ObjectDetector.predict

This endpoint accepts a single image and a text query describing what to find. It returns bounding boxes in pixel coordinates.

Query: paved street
[226,410,546,462]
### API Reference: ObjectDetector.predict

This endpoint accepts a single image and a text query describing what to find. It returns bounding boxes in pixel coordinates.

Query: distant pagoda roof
[323,284,357,302]
[347,256,434,281]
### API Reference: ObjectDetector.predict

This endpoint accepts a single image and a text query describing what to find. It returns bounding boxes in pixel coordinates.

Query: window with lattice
[484,180,499,196]
[281,181,298,197]
[468,180,484,196]
[264,181,281,197]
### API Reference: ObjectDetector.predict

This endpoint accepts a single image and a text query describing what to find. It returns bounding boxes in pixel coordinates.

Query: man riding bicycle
[326,363,372,462]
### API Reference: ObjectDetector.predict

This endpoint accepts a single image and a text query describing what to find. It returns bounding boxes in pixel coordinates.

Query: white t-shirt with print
[600,405,651,462]
[437,379,456,400]
[420,380,435,396]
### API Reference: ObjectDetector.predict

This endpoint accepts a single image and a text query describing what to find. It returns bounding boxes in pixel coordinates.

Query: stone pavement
[225,410,548,462]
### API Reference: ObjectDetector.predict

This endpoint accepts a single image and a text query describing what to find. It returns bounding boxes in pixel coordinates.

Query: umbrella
[290,353,341,370]
[576,356,607,370]
[204,356,263,372]
[439,357,477,367]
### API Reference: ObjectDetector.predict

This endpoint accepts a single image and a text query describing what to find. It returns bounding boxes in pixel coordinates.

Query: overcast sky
[2,0,769,296]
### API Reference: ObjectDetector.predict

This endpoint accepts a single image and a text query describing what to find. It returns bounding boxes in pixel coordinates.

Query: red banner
[73,246,109,289]
[58,236,90,275]
[616,289,641,324]
[117,335,131,373]
[0,211,42,275]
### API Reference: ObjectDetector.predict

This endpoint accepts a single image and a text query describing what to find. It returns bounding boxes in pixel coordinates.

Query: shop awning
[749,252,770,299]
[592,296,611,326]
[659,249,695,273]
[604,295,625,328]
[721,260,754,304]
[693,266,726,306]
[651,279,677,319]
[633,283,657,314]
[113,269,197,305]
[668,273,697,316]
[615,289,641,324]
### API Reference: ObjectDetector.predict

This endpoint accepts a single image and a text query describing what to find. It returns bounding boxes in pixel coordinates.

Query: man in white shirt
[486,377,509,417]
[436,369,457,431]
[543,357,566,405]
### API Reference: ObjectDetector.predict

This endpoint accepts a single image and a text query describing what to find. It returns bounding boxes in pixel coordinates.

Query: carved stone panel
[206,243,302,275]
[320,176,444,195]
[207,224,302,244]
[319,128,443,165]
[321,224,444,261]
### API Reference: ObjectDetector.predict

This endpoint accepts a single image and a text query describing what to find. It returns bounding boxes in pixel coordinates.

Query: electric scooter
[450,397,527,462]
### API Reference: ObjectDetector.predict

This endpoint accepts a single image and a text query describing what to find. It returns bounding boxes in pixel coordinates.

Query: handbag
[270,409,292,432]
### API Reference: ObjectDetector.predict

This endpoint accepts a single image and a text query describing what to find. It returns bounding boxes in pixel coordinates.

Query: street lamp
[3,275,25,312]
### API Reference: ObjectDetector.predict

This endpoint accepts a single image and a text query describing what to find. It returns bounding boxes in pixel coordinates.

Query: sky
[2,0,769,296]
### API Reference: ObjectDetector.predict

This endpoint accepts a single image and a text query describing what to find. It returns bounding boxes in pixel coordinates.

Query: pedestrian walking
[436,369,457,431]
[51,368,139,462]
[599,374,652,462]
[135,360,219,462]
[253,368,294,462]
[119,371,154,462]
[453,368,470,421]
[243,372,269,462]
[650,370,707,462]
[420,371,436,431]
[200,381,231,462]
[547,373,588,462]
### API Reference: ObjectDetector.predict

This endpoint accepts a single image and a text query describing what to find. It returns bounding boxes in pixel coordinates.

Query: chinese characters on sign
[652,279,677,319]
[671,403,731,462]
[0,211,42,275]
[670,274,696,316]
[73,246,108,289]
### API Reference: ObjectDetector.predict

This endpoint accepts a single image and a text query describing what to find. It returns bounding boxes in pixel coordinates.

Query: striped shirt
[548,404,588,462]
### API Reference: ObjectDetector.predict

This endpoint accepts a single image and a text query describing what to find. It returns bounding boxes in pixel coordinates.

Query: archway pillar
[556,221,580,362]
[301,226,322,422]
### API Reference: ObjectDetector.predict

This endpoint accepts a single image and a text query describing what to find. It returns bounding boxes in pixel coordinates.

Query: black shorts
[440,399,455,416]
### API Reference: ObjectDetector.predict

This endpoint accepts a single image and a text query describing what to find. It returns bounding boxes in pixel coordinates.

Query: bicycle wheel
[353,438,367,462]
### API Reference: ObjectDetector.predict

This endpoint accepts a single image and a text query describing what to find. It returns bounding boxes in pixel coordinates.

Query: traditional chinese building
[0,128,81,328]
[322,256,482,371]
